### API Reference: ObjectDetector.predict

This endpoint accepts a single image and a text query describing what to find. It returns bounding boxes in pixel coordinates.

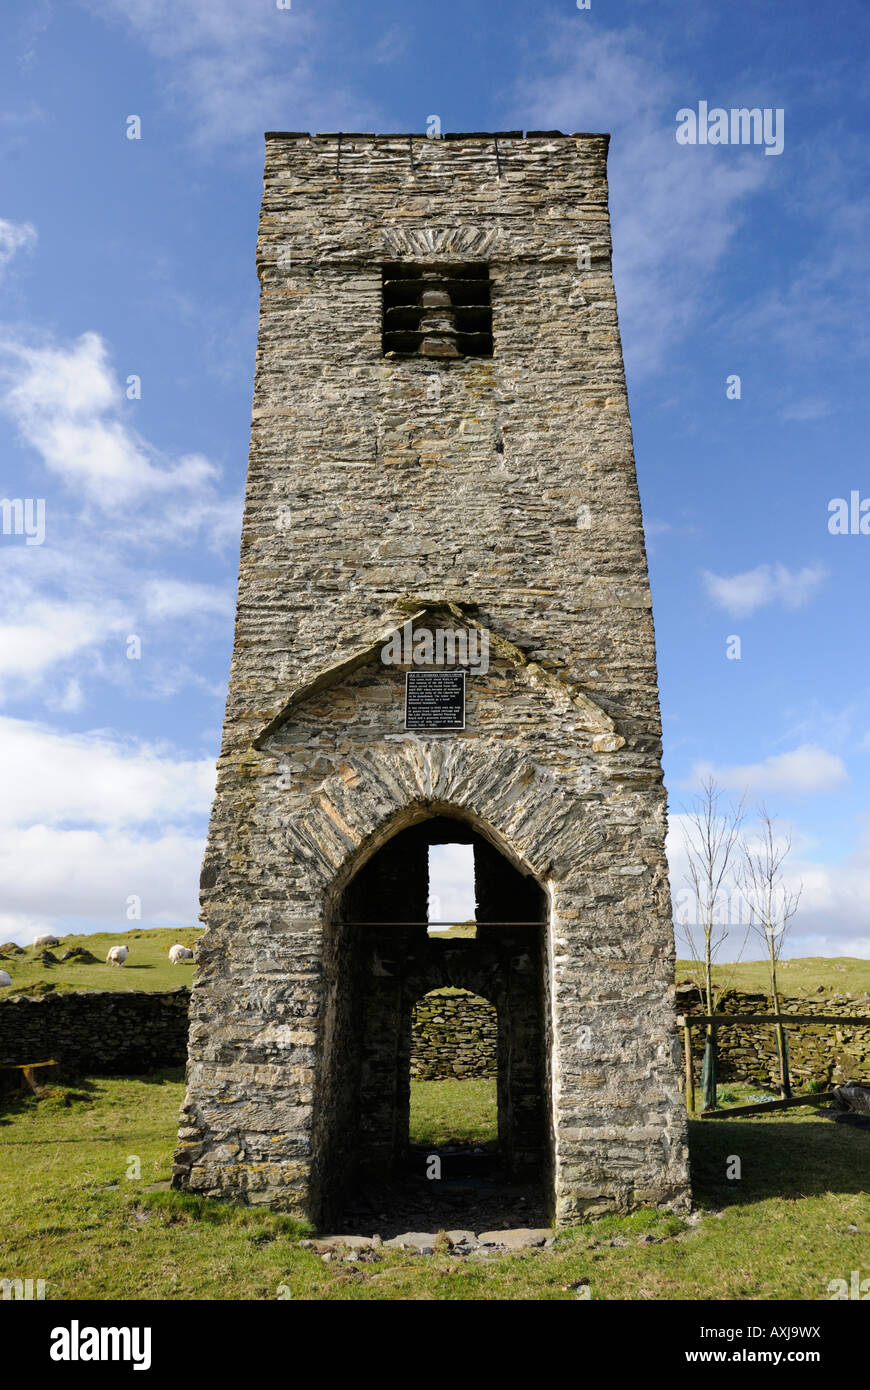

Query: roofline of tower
[263,130,611,145]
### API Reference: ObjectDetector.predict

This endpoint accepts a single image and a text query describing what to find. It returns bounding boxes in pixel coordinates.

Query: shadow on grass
[52,1067,185,1086]
[140,1188,312,1240]
[689,1115,869,1208]
[0,1075,99,1129]
[0,1067,185,1129]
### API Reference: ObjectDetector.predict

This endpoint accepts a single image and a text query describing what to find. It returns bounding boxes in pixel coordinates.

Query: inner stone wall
[411,989,498,1079]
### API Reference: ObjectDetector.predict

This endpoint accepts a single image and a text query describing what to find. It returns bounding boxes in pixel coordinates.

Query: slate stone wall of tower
[172,131,692,1224]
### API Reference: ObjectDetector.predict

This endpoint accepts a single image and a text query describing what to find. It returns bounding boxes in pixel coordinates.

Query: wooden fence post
[682,1023,695,1115]
[776,1021,792,1099]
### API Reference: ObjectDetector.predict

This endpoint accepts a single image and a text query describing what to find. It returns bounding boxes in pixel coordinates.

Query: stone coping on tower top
[264,130,610,144]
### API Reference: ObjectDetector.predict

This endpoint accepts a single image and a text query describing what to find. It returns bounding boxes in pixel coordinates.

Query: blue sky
[1,0,869,958]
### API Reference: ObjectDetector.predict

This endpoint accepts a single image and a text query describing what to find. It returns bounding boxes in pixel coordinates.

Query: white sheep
[106,944,129,967]
[168,944,194,964]
[33,933,59,950]
[0,970,11,987]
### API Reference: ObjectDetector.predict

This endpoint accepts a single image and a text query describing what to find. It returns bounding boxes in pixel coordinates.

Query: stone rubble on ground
[477,1227,551,1249]
[305,1227,554,1257]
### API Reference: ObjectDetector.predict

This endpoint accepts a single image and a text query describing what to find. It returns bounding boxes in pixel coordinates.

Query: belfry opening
[312,812,552,1229]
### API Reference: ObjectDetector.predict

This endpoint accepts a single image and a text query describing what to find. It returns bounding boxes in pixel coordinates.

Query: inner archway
[408,987,499,1183]
[312,811,554,1232]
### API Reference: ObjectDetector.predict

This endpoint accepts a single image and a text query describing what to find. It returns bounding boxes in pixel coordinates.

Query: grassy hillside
[676,957,870,997]
[1,929,868,998]
[0,927,203,995]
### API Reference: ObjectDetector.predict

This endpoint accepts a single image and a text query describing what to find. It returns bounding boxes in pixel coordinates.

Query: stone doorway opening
[312,810,554,1234]
[408,986,499,1188]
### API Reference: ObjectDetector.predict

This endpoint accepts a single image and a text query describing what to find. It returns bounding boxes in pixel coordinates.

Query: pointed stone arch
[279,736,607,910]
[309,800,555,1226]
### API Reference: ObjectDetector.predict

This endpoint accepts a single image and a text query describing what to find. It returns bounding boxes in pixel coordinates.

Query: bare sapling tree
[680,776,746,1109]
[739,807,802,1099]
[681,777,747,1014]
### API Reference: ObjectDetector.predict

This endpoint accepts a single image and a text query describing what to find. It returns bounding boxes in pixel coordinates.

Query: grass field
[0,927,203,994]
[2,926,868,999]
[409,1077,498,1146]
[676,956,870,996]
[0,1072,867,1300]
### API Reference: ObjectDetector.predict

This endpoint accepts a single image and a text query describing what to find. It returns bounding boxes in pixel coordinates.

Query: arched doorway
[311,811,553,1229]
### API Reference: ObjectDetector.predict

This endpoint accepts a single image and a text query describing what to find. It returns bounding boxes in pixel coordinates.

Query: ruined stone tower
[173,130,691,1226]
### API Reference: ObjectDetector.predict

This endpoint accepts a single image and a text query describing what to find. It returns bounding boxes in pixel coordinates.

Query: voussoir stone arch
[279,736,599,905]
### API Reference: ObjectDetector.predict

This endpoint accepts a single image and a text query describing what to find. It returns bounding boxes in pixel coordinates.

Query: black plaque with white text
[404,671,466,730]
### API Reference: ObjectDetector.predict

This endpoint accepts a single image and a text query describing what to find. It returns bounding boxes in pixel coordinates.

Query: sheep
[0,970,11,987]
[168,944,194,964]
[33,933,59,950]
[106,944,129,967]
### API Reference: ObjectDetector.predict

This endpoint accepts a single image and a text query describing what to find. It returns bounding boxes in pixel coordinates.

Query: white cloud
[0,331,220,507]
[702,562,827,616]
[781,397,832,423]
[143,578,234,622]
[667,810,870,960]
[0,105,44,130]
[0,716,214,829]
[759,848,870,960]
[0,600,129,692]
[511,26,769,372]
[731,182,870,362]
[370,26,408,66]
[692,744,848,797]
[85,0,382,149]
[50,677,85,713]
[0,559,234,716]
[428,843,476,925]
[0,216,37,277]
[784,931,870,959]
[779,697,870,754]
[0,718,214,945]
[0,826,204,930]
[0,530,239,710]
[16,0,52,73]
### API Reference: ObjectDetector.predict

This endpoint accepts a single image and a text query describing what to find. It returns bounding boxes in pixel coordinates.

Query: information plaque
[404,670,466,730]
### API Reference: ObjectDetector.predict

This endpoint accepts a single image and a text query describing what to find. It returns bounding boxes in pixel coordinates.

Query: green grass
[676,956,870,997]
[409,1078,498,1146]
[688,1080,810,1116]
[0,927,203,995]
[0,930,475,996]
[2,939,867,1000]
[1,1071,867,1300]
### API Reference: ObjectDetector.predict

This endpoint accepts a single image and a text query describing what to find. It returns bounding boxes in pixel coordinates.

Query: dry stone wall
[0,988,190,1076]
[411,989,498,1080]
[2,984,866,1092]
[679,986,870,1089]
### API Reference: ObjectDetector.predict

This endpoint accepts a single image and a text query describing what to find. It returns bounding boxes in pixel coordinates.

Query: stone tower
[173,130,691,1226]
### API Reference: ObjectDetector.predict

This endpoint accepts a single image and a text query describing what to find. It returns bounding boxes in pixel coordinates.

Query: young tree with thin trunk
[679,777,746,1109]
[739,807,802,1099]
